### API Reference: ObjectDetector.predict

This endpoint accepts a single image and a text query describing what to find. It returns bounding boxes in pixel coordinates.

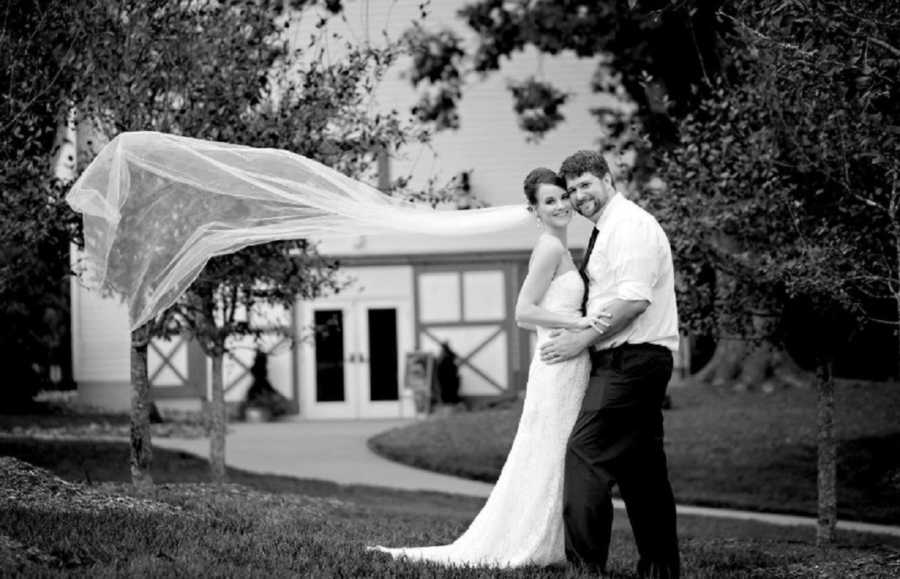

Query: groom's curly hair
[559,150,612,183]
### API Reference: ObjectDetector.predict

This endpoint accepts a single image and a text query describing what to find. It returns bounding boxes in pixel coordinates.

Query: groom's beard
[575,197,599,219]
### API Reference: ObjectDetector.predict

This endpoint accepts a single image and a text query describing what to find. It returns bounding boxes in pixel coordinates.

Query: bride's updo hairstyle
[523,167,566,207]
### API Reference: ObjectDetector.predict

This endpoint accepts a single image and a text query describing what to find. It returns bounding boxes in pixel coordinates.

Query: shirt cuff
[616,281,653,302]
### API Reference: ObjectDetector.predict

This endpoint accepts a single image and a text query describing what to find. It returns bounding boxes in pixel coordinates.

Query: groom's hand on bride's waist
[540,328,595,364]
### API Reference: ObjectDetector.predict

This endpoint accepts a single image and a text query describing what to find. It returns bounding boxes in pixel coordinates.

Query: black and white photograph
[1,0,899,577]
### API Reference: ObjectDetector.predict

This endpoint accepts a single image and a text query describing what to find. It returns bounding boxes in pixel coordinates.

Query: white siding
[341,265,415,300]
[418,272,461,323]
[70,278,131,382]
[462,270,505,321]
[289,1,618,205]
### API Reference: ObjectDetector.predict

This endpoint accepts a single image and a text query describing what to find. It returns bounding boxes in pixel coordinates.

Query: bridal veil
[65,132,531,329]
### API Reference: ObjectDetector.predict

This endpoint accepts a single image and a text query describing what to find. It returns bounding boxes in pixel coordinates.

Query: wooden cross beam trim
[421,326,506,392]
[148,339,190,386]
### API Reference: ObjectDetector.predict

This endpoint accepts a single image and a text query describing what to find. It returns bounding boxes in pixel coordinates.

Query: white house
[70,1,685,419]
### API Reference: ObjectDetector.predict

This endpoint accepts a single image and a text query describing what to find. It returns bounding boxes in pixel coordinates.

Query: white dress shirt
[584,193,680,353]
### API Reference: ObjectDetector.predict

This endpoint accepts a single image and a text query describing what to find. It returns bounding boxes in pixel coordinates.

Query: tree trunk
[893,208,900,380]
[209,350,227,483]
[895,247,900,380]
[693,336,810,392]
[129,323,154,490]
[816,359,837,546]
[693,257,811,391]
[895,290,900,380]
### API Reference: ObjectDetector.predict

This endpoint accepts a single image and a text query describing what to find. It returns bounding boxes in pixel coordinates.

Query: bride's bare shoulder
[533,233,567,253]
[528,234,567,268]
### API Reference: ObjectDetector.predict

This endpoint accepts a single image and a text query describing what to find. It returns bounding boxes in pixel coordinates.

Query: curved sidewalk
[153,418,900,539]
[154,419,494,497]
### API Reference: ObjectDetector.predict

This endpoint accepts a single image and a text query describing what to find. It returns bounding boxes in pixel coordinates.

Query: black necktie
[578,228,599,315]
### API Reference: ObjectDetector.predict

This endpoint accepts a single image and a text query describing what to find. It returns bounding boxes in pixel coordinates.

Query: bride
[370,167,608,568]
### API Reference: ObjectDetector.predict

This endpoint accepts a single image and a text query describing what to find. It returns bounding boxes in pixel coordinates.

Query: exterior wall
[69,249,531,415]
[289,0,618,210]
[70,271,131,411]
[70,274,297,412]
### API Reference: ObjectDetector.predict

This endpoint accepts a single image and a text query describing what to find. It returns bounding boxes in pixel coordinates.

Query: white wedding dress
[371,269,591,568]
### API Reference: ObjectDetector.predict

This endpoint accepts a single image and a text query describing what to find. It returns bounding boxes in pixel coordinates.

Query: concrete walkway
[154,419,494,496]
[154,419,900,539]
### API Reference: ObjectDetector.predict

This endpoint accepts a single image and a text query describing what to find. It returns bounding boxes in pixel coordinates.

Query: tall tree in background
[404,1,731,168]
[0,1,86,410]
[651,0,899,543]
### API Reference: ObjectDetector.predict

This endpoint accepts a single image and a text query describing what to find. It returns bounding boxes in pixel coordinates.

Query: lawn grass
[0,394,208,438]
[369,381,900,524]
[2,437,899,578]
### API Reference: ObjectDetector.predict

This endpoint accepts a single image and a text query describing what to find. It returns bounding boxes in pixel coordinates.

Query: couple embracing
[373,150,680,578]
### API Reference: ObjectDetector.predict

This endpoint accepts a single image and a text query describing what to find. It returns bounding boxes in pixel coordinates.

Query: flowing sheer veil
[65,131,531,330]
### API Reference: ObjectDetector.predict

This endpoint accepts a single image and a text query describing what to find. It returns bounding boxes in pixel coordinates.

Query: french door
[302,298,410,419]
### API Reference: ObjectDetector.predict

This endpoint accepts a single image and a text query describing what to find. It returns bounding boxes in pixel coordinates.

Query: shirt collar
[594,192,624,231]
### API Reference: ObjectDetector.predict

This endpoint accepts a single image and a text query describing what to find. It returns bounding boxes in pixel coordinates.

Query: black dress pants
[563,343,680,579]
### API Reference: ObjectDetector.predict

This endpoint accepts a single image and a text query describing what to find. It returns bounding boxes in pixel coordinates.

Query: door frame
[356,297,412,419]
[300,297,411,419]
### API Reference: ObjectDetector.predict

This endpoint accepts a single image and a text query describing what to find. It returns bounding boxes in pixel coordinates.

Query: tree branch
[869,36,900,59]
[820,1,900,58]
[716,10,815,58]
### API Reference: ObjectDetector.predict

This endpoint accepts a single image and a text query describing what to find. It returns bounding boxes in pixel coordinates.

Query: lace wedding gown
[371,270,591,568]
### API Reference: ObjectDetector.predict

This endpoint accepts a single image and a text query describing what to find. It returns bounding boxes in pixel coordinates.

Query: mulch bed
[0,421,209,440]
[0,456,188,517]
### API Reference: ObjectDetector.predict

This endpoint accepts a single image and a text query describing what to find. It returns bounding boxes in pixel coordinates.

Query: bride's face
[534,184,573,229]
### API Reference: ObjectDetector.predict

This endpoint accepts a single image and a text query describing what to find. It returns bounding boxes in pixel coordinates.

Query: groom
[540,150,680,578]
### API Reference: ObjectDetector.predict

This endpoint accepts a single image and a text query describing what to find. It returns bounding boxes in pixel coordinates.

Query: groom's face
[566,172,612,222]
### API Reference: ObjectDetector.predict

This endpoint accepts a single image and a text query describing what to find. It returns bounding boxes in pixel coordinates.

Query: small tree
[66,0,298,487]
[155,242,341,481]
[66,0,426,482]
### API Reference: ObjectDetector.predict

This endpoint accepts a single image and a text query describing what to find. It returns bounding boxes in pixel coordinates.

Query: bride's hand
[574,312,611,333]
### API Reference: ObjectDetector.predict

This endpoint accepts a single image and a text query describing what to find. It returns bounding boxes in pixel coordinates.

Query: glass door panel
[367,308,399,402]
[314,309,346,403]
